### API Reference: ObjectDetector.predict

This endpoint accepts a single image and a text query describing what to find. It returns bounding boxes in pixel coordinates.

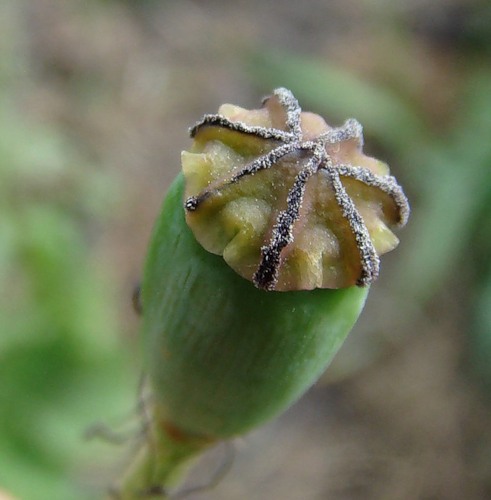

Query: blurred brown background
[1,0,491,499]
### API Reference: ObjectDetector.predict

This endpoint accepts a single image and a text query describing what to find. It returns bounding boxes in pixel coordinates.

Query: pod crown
[183,88,409,291]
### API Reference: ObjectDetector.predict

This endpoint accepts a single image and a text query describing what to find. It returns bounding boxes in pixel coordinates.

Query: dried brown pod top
[182,88,409,291]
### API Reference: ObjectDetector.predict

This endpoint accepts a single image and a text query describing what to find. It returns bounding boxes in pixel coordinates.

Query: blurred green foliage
[0,4,136,499]
[0,109,135,499]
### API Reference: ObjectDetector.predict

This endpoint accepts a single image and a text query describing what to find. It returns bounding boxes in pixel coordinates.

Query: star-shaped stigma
[184,88,409,291]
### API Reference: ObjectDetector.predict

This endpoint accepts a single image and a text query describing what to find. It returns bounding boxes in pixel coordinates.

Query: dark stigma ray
[327,167,380,286]
[336,165,410,226]
[190,114,294,142]
[184,143,299,212]
[253,151,323,290]
[273,88,303,139]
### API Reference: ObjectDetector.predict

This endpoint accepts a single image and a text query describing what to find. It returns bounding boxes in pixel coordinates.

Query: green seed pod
[120,89,409,497]
[141,89,408,439]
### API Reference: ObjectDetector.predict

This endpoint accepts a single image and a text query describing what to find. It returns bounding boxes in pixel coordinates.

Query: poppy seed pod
[121,89,409,497]
[141,89,409,440]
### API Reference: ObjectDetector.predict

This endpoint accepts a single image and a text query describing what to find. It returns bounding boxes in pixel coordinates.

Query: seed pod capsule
[122,90,409,496]
[141,89,409,439]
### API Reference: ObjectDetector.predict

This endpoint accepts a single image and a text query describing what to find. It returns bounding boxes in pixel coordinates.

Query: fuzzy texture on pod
[142,175,368,439]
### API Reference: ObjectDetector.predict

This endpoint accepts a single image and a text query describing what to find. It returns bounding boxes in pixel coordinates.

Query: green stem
[116,410,213,499]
